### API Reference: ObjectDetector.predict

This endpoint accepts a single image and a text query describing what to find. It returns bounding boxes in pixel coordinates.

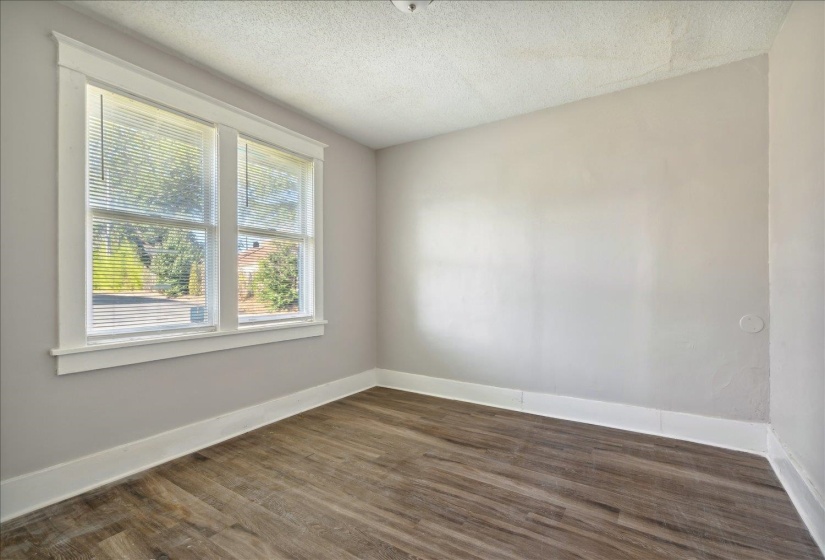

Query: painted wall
[377,57,770,422]
[0,1,376,480]
[768,0,825,498]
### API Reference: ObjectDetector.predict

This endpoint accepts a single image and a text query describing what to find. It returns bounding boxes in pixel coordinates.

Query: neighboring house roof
[237,242,279,273]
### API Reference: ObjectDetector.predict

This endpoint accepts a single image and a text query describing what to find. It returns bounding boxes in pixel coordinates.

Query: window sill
[50,320,326,375]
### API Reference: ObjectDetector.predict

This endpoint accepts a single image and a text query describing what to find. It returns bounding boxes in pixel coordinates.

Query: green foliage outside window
[188,260,205,297]
[92,242,144,291]
[252,244,299,311]
[148,229,203,297]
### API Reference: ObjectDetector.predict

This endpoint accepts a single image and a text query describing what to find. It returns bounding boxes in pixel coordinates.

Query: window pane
[91,218,209,335]
[237,137,314,325]
[238,138,312,235]
[88,85,215,223]
[238,235,308,323]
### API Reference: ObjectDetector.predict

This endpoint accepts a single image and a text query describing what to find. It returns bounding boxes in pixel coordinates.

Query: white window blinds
[237,137,315,324]
[87,85,217,338]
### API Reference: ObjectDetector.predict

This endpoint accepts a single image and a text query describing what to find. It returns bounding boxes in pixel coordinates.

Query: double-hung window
[87,86,218,338]
[237,138,315,325]
[51,34,326,375]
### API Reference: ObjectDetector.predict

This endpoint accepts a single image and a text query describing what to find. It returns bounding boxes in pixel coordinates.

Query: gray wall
[0,1,376,480]
[377,57,770,422]
[768,1,825,497]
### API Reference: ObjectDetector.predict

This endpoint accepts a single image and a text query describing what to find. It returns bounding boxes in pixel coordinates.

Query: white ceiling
[68,1,790,149]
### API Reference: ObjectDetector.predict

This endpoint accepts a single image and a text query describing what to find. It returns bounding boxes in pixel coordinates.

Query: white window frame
[50,33,326,375]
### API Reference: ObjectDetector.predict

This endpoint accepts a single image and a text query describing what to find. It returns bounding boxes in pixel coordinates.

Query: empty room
[0,0,823,558]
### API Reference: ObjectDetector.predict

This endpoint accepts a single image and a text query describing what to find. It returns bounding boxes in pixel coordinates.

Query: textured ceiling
[67,1,790,149]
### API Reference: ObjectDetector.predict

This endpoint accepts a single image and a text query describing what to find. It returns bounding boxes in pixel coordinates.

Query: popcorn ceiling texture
[68,1,789,148]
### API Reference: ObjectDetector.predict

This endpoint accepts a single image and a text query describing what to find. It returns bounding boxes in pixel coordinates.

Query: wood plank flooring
[1,388,821,559]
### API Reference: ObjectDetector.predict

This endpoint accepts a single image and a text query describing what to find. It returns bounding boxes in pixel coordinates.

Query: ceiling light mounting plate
[391,0,432,14]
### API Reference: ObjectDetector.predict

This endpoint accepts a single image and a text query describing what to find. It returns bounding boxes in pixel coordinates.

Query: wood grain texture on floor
[1,387,821,559]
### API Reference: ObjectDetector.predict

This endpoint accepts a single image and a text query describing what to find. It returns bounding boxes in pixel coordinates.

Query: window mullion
[217,124,239,332]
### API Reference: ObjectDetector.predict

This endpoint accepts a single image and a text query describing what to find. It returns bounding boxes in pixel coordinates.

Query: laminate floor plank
[2,388,821,559]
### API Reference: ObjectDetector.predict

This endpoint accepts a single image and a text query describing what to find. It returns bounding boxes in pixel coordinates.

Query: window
[237,138,315,325]
[88,86,217,339]
[52,33,326,375]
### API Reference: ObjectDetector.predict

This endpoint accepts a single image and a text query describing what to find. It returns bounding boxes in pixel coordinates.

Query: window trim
[51,33,326,375]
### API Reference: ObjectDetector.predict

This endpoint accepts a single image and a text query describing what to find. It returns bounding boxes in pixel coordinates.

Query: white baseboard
[376,369,768,455]
[767,428,825,555]
[0,369,377,523]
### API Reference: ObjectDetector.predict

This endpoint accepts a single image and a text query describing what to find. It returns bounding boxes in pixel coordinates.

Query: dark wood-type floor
[1,388,821,559]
